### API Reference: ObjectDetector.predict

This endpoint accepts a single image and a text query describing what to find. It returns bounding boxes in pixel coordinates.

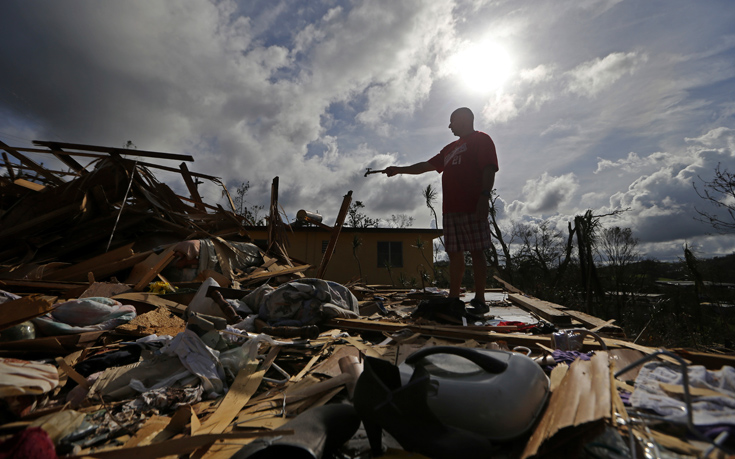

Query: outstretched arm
[383,162,436,177]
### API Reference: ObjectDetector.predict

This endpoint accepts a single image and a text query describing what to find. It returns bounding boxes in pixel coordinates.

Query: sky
[1,0,734,262]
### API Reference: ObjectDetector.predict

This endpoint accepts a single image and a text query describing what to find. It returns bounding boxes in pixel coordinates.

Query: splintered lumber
[196,365,265,436]
[127,245,177,291]
[521,352,613,458]
[507,293,572,326]
[316,190,352,279]
[179,162,205,211]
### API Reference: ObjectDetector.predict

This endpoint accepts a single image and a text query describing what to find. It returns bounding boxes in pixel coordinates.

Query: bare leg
[448,251,465,298]
[470,250,487,303]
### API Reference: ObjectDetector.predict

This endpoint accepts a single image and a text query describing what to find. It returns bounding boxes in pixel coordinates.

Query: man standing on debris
[383,107,498,313]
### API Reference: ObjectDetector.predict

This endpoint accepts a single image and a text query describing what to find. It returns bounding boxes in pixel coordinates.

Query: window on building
[377,241,403,268]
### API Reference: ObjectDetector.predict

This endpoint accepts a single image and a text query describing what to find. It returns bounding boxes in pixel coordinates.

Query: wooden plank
[133,246,177,291]
[84,252,152,283]
[196,366,264,435]
[507,293,572,325]
[563,309,623,334]
[52,146,87,173]
[316,191,352,279]
[668,348,735,370]
[33,140,195,162]
[522,352,612,459]
[179,162,205,211]
[45,243,135,281]
[0,140,65,186]
[126,245,175,286]
[239,264,310,284]
[219,182,238,214]
[113,292,188,315]
[493,275,523,294]
[79,282,132,299]
[13,178,45,192]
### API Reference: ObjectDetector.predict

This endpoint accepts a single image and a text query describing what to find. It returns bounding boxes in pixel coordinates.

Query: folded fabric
[32,297,136,335]
[0,358,59,397]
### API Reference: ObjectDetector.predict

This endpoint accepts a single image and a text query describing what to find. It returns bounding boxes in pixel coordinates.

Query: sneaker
[466,298,489,315]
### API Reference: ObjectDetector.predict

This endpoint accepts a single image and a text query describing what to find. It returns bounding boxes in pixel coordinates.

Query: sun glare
[448,40,513,93]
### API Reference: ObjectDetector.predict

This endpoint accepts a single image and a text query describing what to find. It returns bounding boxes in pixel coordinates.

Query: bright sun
[448,40,513,93]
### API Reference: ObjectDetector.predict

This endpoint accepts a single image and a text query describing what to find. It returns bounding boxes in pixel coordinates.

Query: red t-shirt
[427,131,498,213]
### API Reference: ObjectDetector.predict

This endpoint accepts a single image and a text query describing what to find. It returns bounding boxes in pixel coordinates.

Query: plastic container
[398,346,549,441]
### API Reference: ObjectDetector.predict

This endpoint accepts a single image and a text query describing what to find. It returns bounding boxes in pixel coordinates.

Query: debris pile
[1,140,734,458]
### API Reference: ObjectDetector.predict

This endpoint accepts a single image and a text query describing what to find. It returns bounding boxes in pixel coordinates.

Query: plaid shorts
[443,212,492,253]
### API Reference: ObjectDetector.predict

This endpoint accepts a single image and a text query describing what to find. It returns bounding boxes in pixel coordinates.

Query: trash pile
[1,140,734,458]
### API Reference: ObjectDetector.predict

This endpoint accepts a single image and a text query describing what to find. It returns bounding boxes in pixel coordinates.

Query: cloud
[566,51,647,97]
[507,172,579,216]
[594,151,671,174]
[519,65,554,84]
[541,119,580,138]
[598,127,735,244]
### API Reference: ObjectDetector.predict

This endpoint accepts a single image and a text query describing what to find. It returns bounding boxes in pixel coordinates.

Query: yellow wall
[245,226,442,286]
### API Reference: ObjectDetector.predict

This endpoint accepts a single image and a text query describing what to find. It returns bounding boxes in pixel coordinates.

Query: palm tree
[423,184,445,252]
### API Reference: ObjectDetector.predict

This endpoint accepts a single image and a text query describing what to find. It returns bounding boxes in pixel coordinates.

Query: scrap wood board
[562,309,624,335]
[507,293,572,326]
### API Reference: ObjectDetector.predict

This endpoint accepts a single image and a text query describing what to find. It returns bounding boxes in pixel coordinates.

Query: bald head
[449,107,475,138]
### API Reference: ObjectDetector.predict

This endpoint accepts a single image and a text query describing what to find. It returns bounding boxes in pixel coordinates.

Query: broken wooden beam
[507,293,573,326]
[316,190,352,279]
[0,140,65,186]
[32,140,195,162]
[179,162,206,212]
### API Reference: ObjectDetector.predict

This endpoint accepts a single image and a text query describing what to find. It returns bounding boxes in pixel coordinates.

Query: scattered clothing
[630,361,735,427]
[32,297,135,335]
[255,278,359,327]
